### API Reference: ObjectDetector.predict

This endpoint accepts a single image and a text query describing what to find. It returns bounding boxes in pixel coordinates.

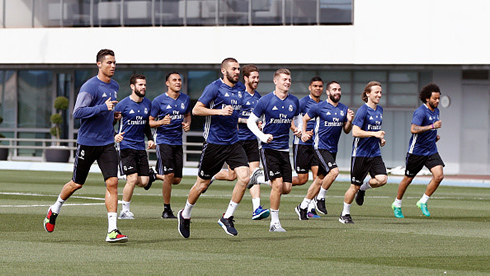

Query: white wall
[0,0,490,65]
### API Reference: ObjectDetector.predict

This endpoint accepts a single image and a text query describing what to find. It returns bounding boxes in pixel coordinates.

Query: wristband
[431,123,434,129]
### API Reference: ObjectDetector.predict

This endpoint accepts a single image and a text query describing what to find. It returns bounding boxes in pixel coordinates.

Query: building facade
[0,0,489,175]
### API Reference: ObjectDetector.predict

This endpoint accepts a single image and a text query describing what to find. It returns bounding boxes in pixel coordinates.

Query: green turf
[0,170,489,275]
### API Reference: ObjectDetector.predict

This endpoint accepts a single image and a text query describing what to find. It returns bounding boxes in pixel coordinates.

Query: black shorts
[315,149,337,177]
[350,156,387,185]
[293,144,319,174]
[198,142,249,180]
[119,148,150,176]
[260,148,292,183]
[156,144,183,178]
[72,143,119,184]
[239,139,260,163]
[405,152,445,177]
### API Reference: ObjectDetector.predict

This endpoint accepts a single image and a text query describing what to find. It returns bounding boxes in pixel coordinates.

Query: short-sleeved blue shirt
[150,92,191,145]
[238,90,261,141]
[115,96,152,150]
[308,101,349,152]
[293,95,319,146]
[351,103,383,157]
[197,79,245,145]
[253,92,300,151]
[407,104,440,156]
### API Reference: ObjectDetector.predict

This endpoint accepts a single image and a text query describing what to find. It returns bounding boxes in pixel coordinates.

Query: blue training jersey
[238,90,261,141]
[253,92,300,151]
[73,76,119,146]
[150,92,191,145]
[309,101,349,152]
[115,96,152,150]
[294,95,319,146]
[407,104,440,156]
[198,79,245,145]
[351,103,383,157]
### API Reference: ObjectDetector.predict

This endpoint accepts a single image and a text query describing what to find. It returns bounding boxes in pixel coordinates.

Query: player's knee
[377,175,388,186]
[173,177,182,185]
[329,167,339,178]
[434,173,444,183]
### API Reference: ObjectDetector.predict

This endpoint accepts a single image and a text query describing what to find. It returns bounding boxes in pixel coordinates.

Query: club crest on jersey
[181,103,185,109]
[289,105,293,112]
[144,108,148,114]
[340,110,345,116]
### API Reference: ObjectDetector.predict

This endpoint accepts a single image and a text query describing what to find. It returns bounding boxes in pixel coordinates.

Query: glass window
[18,70,53,128]
[0,71,17,128]
[141,70,169,100]
[188,70,219,100]
[111,70,134,100]
[354,71,387,83]
[319,0,353,24]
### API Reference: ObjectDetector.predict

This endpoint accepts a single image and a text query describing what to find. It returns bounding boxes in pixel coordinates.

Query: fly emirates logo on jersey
[169,110,184,120]
[324,111,345,127]
[367,115,382,131]
[269,113,293,124]
[127,116,147,125]
[221,99,242,111]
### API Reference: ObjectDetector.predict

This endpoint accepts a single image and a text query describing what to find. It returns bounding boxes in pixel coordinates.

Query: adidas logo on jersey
[225,92,230,97]
[272,106,278,110]
[129,110,135,114]
[326,111,331,115]
[102,92,107,97]
[166,105,172,109]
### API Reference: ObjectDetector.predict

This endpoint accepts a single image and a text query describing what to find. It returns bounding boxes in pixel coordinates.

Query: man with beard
[115,74,156,219]
[43,49,128,243]
[391,83,444,218]
[295,81,354,220]
[291,76,324,218]
[149,71,191,219]
[211,64,270,220]
[340,81,388,224]
[247,68,300,232]
[178,58,256,238]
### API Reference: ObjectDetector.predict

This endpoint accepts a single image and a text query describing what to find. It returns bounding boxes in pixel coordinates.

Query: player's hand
[114,111,121,121]
[347,109,354,122]
[115,132,124,143]
[374,130,385,139]
[105,97,118,111]
[433,120,442,129]
[301,130,313,142]
[293,128,302,138]
[221,105,233,116]
[182,121,190,132]
[147,140,156,149]
[380,138,386,147]
[161,114,171,125]
[265,134,273,143]
[436,135,440,142]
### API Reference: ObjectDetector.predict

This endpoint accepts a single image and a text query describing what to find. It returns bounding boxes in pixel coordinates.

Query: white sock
[257,174,270,186]
[308,200,316,212]
[182,200,194,219]
[108,212,118,232]
[419,194,430,204]
[341,202,351,216]
[251,197,261,210]
[360,181,372,191]
[300,198,311,209]
[394,198,402,207]
[51,195,65,214]
[121,200,130,212]
[317,187,327,200]
[270,209,279,224]
[223,200,239,218]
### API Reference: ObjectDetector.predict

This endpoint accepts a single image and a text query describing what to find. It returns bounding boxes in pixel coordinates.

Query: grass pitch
[0,170,489,275]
